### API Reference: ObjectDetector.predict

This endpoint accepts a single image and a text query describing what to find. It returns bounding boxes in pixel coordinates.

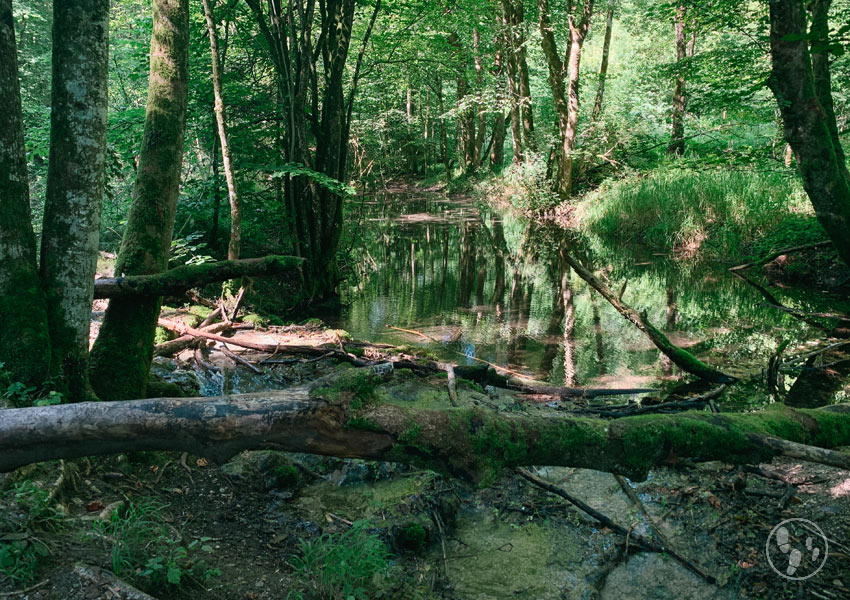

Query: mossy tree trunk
[667,7,696,157]
[767,0,850,268]
[39,0,109,402]
[89,0,189,400]
[1,371,849,483]
[0,0,52,387]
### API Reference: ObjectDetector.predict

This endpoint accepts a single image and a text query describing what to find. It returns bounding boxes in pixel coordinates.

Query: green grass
[287,520,391,600]
[0,481,64,586]
[92,499,220,591]
[579,168,825,261]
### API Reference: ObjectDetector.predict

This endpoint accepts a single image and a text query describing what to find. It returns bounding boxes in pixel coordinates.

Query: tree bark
[767,0,850,267]
[39,0,109,401]
[539,0,593,199]
[201,0,240,261]
[591,0,614,122]
[668,7,695,156]
[1,372,848,483]
[500,0,524,163]
[0,0,52,387]
[89,0,189,401]
[93,255,304,298]
[512,0,535,152]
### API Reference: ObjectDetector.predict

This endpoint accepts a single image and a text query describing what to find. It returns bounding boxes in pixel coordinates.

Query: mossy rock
[395,520,428,552]
[154,326,177,345]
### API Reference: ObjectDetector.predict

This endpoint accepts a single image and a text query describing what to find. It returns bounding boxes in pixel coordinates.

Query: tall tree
[767,0,850,267]
[90,0,190,400]
[500,0,524,162]
[591,0,615,122]
[667,6,696,156]
[245,0,379,297]
[202,0,240,261]
[0,0,52,387]
[539,0,594,199]
[39,0,109,401]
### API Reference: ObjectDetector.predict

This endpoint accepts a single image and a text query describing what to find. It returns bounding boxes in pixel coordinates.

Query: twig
[517,468,716,584]
[729,241,832,272]
[219,345,264,374]
[179,452,194,483]
[387,324,437,342]
[0,579,49,597]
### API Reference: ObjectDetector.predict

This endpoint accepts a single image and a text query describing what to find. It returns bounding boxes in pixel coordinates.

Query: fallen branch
[72,564,158,600]
[219,345,263,374]
[93,255,303,299]
[561,253,736,384]
[154,321,230,357]
[518,468,716,583]
[387,324,437,342]
[729,241,832,272]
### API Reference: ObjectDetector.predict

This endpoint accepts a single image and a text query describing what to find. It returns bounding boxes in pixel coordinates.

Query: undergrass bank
[574,169,827,263]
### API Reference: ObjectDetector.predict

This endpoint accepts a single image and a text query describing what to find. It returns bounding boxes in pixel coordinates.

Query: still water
[325,188,839,397]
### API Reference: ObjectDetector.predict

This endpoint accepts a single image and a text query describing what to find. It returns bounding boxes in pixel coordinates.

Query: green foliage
[272,164,355,197]
[273,465,301,489]
[581,168,812,260]
[169,232,215,268]
[0,482,64,586]
[0,362,63,407]
[92,500,220,591]
[396,522,427,551]
[287,520,391,600]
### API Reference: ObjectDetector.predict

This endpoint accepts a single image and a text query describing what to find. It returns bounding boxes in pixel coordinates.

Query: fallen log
[93,255,304,299]
[561,253,736,384]
[1,369,848,482]
[153,321,231,357]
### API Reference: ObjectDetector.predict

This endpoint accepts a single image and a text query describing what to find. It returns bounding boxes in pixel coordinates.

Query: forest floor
[2,323,850,600]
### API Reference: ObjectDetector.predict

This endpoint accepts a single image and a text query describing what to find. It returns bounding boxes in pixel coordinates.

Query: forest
[1,0,850,597]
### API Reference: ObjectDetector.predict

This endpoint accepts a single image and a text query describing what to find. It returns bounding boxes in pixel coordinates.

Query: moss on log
[1,369,848,482]
[93,255,304,299]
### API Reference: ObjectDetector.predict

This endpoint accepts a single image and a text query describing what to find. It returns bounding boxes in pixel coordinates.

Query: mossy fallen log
[93,255,304,299]
[1,369,848,482]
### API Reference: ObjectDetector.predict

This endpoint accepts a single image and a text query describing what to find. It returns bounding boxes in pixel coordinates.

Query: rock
[600,553,732,600]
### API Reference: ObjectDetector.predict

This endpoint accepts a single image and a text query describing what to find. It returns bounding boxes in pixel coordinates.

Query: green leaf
[167,567,182,585]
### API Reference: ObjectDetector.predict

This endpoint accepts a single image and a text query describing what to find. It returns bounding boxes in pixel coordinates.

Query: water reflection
[328,189,841,391]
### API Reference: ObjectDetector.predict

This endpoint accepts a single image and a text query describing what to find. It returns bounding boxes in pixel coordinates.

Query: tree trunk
[93,255,303,298]
[767,0,850,267]
[591,0,614,122]
[1,372,849,484]
[473,27,487,170]
[0,0,52,387]
[38,0,109,401]
[201,0,240,261]
[539,0,593,199]
[500,0,524,163]
[667,7,695,156]
[512,0,535,152]
[89,0,189,401]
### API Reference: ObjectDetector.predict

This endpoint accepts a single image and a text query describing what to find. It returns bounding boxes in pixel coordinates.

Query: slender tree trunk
[0,0,51,388]
[39,0,109,401]
[437,78,451,181]
[512,0,535,151]
[202,0,240,261]
[473,28,487,170]
[667,7,695,156]
[767,0,850,267]
[500,0,523,162]
[591,0,614,122]
[89,0,189,400]
[208,115,221,247]
[539,0,593,199]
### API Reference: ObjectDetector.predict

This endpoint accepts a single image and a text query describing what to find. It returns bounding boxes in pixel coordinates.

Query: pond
[323,186,845,406]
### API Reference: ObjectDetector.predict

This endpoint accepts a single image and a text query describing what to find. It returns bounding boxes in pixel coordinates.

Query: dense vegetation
[2,0,850,597]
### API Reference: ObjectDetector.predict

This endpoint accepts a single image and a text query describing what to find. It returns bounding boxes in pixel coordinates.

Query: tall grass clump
[579,168,818,260]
